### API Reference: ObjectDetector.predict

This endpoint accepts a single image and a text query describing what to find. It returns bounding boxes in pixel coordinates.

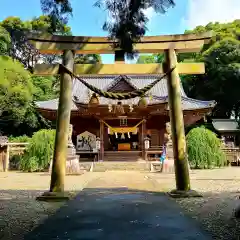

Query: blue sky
[0,0,239,63]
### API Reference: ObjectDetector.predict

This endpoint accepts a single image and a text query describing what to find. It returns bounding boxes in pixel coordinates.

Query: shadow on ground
[22,188,212,240]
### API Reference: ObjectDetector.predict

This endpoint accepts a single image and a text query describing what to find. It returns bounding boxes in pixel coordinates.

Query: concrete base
[36,191,74,202]
[66,156,81,174]
[162,159,175,173]
[168,189,202,198]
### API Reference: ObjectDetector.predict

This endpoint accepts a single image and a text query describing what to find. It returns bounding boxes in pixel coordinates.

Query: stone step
[79,162,93,171]
[91,162,150,172]
[104,151,141,161]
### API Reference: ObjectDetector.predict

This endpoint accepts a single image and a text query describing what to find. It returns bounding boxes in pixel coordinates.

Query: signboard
[76,131,96,151]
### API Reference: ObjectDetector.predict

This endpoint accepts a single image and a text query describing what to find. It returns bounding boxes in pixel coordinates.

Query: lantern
[96,137,101,150]
[138,97,147,108]
[89,93,99,106]
[144,137,150,150]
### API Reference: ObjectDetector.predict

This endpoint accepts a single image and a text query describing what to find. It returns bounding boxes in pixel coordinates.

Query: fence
[0,142,29,172]
[222,147,240,166]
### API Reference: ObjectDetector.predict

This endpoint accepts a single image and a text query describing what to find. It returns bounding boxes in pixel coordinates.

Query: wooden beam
[33,63,205,75]
[27,32,212,54]
[30,39,206,54]
[27,32,212,43]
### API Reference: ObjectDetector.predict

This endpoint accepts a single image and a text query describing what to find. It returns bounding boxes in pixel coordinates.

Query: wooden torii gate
[28,32,212,200]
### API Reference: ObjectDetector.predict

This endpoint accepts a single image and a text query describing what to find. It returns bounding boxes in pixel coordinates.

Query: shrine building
[35,74,215,161]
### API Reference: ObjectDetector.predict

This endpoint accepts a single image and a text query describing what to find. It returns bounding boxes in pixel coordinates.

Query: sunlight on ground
[0,168,240,239]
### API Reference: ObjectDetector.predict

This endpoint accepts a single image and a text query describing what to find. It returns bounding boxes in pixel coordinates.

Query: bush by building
[186,127,226,169]
[20,129,55,172]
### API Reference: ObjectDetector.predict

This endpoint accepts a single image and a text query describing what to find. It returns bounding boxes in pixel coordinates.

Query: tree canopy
[137,54,164,63]
[0,56,35,134]
[0,15,103,137]
[0,26,11,55]
[181,20,240,119]
[136,20,240,120]
[40,0,175,57]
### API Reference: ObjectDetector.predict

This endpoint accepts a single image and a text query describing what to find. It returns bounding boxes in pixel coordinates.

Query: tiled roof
[212,119,240,132]
[36,98,78,111]
[35,74,215,111]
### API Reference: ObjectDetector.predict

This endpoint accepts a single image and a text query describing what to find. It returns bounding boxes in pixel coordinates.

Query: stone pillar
[165,49,192,195]
[49,50,75,193]
[141,119,147,160]
[99,120,104,161]
[162,122,174,173]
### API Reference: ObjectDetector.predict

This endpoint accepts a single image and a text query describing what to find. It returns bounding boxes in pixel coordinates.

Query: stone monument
[162,122,175,173]
[66,124,81,174]
[163,122,191,173]
[49,124,80,175]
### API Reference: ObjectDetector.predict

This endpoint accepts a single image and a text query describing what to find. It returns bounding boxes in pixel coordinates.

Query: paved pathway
[24,172,212,240]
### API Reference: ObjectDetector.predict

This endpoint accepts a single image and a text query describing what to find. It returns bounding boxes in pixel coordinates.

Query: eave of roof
[35,74,216,112]
[212,119,240,132]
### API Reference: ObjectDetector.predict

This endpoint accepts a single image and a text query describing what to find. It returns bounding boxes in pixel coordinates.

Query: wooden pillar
[99,119,104,161]
[165,49,191,192]
[141,119,147,160]
[50,50,75,193]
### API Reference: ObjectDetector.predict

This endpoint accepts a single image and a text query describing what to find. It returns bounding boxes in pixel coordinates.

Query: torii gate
[27,32,212,200]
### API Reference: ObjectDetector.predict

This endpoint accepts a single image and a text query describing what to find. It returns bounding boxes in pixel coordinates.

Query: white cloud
[183,0,240,30]
[143,7,156,21]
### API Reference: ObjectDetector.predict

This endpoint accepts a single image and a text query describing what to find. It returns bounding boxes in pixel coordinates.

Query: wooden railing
[7,142,29,154]
[0,142,29,172]
[222,147,240,166]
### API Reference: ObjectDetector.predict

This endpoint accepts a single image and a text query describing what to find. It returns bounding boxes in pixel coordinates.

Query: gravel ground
[1,168,240,239]
[0,172,100,240]
[149,167,240,240]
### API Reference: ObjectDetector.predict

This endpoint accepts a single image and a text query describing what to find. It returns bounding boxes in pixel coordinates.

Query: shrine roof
[212,119,240,132]
[35,74,215,111]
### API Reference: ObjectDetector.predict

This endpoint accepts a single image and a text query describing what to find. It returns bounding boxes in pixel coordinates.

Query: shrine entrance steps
[104,151,141,161]
[90,161,150,172]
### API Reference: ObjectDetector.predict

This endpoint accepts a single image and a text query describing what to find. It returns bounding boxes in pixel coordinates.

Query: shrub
[186,127,226,169]
[8,135,31,143]
[20,129,55,172]
[9,154,22,170]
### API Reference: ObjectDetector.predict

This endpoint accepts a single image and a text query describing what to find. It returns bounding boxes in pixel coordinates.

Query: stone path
[24,172,212,240]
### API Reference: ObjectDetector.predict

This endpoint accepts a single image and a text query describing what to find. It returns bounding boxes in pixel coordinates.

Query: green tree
[186,127,226,169]
[0,56,50,136]
[20,129,55,172]
[0,26,11,55]
[32,76,59,101]
[137,55,156,63]
[0,15,72,70]
[0,56,33,123]
[181,20,240,119]
[74,54,102,64]
[137,54,164,63]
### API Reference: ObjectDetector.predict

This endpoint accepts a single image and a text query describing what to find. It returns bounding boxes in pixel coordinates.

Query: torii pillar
[37,50,75,201]
[165,49,201,198]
